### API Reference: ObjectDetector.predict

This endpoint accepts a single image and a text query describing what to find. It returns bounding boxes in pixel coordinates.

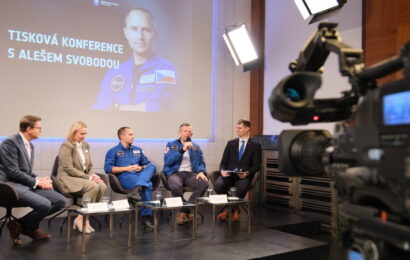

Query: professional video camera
[269,23,410,259]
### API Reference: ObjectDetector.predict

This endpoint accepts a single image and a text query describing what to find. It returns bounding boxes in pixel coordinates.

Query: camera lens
[284,85,305,102]
[290,131,331,175]
[279,130,332,176]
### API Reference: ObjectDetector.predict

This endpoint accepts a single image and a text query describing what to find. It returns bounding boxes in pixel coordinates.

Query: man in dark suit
[0,115,66,245]
[214,119,261,222]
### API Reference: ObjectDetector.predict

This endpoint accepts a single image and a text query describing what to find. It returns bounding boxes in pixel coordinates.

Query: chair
[108,172,160,196]
[48,156,107,231]
[0,182,20,235]
[108,172,160,227]
[210,170,260,216]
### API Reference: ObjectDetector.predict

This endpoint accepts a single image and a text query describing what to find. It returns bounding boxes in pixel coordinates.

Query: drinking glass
[207,188,213,197]
[82,197,91,208]
[156,194,162,206]
[101,196,110,206]
[228,187,237,198]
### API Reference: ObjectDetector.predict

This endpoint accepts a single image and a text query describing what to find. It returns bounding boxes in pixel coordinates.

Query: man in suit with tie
[0,115,66,245]
[214,119,261,222]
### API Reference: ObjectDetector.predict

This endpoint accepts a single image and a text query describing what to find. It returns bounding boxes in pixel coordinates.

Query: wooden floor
[0,206,332,260]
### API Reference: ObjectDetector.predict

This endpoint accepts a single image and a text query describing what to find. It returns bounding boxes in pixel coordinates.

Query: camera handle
[290,22,410,97]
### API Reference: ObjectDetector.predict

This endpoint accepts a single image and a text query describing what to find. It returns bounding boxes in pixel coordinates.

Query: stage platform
[0,206,336,260]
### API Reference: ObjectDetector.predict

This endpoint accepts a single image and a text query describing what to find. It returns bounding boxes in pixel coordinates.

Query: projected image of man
[93,8,176,112]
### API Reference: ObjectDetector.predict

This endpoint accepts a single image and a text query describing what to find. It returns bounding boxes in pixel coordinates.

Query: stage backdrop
[0,0,212,139]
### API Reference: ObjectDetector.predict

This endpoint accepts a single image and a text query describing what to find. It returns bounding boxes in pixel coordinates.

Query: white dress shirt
[76,142,86,171]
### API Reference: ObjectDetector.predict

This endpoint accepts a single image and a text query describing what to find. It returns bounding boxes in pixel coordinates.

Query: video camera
[269,23,410,259]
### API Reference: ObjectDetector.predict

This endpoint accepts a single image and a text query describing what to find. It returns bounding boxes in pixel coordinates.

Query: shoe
[86,223,95,233]
[176,212,189,224]
[188,213,200,222]
[6,220,22,245]
[73,218,91,234]
[231,208,240,222]
[217,210,228,221]
[21,229,51,240]
[142,216,154,229]
[128,186,142,201]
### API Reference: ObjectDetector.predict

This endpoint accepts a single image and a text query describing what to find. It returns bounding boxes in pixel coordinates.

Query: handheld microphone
[186,137,193,149]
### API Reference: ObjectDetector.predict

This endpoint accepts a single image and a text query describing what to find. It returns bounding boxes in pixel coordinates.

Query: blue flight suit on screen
[163,139,206,176]
[104,143,156,216]
[93,54,176,112]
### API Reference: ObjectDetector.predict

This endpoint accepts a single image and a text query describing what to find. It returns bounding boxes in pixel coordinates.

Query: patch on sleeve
[171,145,178,150]
[165,147,169,153]
[156,70,176,84]
[116,150,124,157]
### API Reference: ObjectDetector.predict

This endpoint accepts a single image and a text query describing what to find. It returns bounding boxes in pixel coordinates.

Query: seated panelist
[104,127,156,228]
[0,115,66,245]
[215,119,261,222]
[163,123,208,224]
[57,121,107,233]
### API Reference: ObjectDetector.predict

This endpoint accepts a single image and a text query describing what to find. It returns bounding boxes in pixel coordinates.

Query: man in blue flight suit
[104,126,156,228]
[93,8,176,112]
[163,123,208,224]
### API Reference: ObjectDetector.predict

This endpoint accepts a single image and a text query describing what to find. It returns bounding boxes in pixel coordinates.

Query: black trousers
[214,174,251,199]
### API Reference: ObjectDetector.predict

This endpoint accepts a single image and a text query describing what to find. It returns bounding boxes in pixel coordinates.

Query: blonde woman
[57,121,106,233]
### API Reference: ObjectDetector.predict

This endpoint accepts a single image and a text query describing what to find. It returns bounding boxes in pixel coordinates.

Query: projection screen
[0,0,213,139]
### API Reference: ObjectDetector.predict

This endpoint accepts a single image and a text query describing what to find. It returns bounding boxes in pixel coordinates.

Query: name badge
[209,194,228,204]
[140,74,155,84]
[86,202,109,212]
[112,199,130,210]
[164,197,183,207]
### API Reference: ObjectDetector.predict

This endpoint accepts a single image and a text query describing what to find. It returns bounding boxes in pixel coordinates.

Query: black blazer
[0,133,37,193]
[219,138,261,177]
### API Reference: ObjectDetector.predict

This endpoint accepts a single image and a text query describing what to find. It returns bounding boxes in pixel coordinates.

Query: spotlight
[293,0,347,24]
[223,23,259,71]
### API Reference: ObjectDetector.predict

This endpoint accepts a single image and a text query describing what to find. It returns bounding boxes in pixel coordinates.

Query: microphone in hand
[185,137,193,150]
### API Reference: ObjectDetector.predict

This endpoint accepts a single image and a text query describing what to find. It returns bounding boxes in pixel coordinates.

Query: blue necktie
[238,140,245,161]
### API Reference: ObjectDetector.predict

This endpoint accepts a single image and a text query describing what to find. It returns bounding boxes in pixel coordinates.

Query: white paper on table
[209,194,228,204]
[86,202,109,212]
[164,197,183,207]
[112,199,130,210]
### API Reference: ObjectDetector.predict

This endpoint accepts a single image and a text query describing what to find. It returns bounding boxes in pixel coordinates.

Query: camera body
[269,23,410,259]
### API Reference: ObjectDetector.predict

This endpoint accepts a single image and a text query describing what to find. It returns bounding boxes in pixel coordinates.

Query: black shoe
[142,216,154,229]
[128,186,142,201]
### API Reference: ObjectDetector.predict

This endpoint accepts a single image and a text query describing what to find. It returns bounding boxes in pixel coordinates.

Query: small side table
[67,206,134,253]
[136,201,197,244]
[196,197,251,239]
